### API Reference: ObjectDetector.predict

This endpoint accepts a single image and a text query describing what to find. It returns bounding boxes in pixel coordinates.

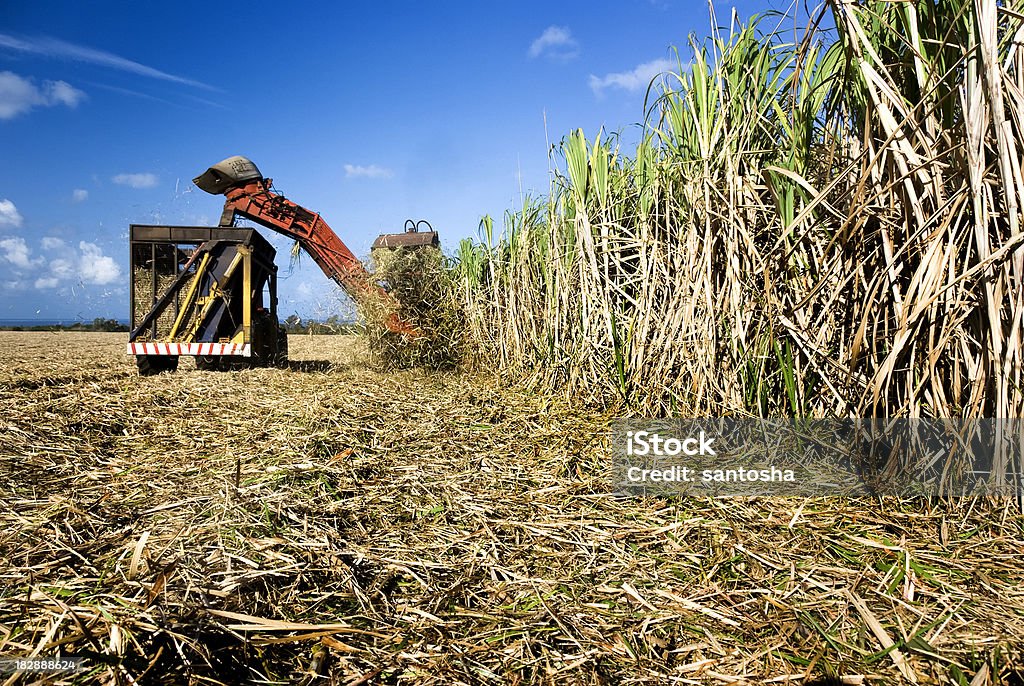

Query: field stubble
[0,332,1022,684]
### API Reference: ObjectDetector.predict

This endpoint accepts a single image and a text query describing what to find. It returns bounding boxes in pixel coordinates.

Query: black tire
[137,355,178,376]
[274,327,289,368]
[196,355,252,371]
[223,356,254,371]
[195,355,222,371]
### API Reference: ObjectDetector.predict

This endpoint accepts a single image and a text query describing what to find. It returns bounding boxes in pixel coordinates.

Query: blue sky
[0,0,777,321]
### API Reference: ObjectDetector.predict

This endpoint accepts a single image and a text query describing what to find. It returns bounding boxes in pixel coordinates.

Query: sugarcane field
[3,1,1024,685]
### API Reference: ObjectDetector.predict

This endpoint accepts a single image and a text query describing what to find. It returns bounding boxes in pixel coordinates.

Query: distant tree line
[0,318,129,332]
[1,317,358,334]
[281,315,360,335]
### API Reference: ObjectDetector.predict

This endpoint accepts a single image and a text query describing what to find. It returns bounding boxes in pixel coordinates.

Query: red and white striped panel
[127,342,251,357]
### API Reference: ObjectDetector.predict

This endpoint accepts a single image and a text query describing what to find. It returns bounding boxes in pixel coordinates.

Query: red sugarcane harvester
[127,156,439,375]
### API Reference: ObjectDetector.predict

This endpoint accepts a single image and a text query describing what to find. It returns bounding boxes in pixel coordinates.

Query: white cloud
[46,80,84,107]
[71,189,88,202]
[49,257,74,279]
[528,26,579,61]
[588,58,676,96]
[0,199,22,227]
[0,33,214,91]
[77,241,120,284]
[0,236,34,268]
[344,164,393,179]
[112,172,158,189]
[4,238,122,291]
[0,71,85,119]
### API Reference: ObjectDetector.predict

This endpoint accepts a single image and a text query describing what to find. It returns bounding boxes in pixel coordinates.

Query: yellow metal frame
[168,252,211,340]
[179,249,247,344]
[241,245,251,344]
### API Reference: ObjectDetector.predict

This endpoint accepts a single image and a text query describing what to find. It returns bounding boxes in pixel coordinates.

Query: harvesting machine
[128,155,439,375]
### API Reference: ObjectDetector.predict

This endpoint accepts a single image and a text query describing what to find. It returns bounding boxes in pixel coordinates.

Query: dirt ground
[0,331,1022,685]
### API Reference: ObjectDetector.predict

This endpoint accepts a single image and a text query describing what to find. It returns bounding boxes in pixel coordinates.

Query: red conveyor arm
[219,179,415,335]
[222,180,368,297]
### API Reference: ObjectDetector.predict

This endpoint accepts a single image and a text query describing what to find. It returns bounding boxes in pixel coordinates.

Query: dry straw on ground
[1,332,1022,684]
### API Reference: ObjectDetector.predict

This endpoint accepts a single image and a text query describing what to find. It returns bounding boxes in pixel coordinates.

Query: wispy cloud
[344,164,393,180]
[88,82,173,104]
[71,189,88,203]
[86,82,226,111]
[528,26,579,61]
[589,58,676,96]
[0,32,215,91]
[0,199,23,227]
[112,172,158,189]
[0,71,85,119]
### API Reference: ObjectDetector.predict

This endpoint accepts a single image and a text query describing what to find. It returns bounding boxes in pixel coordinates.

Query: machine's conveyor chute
[194,155,435,337]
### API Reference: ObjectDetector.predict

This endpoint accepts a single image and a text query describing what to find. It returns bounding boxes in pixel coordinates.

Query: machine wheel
[223,356,255,371]
[195,355,222,371]
[137,355,179,376]
[274,327,289,368]
[196,354,257,371]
